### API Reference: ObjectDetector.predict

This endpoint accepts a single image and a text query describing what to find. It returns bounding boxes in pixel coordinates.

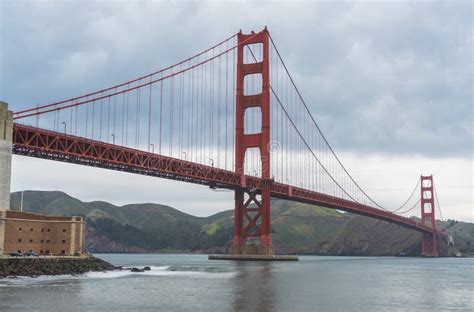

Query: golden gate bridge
[8,28,446,258]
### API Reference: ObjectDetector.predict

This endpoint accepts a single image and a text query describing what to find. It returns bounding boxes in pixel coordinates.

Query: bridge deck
[12,123,445,238]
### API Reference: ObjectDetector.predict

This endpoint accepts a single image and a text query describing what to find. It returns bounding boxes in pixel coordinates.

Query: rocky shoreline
[0,257,117,278]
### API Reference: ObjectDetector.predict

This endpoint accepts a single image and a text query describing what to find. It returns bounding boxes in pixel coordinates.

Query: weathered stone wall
[0,101,13,211]
[0,211,5,255]
[78,216,85,253]
[1,211,85,256]
[73,216,83,254]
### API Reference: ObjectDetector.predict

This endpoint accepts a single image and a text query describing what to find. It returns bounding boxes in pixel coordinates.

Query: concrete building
[0,210,85,256]
[0,101,13,211]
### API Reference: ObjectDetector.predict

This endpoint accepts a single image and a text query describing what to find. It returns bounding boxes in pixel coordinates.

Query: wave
[86,266,236,279]
[0,274,84,285]
[0,265,236,285]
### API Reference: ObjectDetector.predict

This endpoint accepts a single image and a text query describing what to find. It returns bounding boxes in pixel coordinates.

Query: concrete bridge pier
[0,101,13,210]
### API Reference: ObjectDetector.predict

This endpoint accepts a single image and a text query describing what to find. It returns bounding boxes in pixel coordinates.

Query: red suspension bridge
[8,28,446,257]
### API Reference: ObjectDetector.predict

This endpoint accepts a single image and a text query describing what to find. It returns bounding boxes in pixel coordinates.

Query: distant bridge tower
[232,28,273,256]
[420,175,438,257]
[0,101,13,210]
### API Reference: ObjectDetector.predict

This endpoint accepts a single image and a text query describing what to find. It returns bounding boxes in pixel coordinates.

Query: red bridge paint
[10,28,446,257]
[12,124,445,247]
[420,175,438,257]
[232,29,273,256]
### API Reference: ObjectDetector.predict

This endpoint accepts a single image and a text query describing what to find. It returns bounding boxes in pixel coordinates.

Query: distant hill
[9,191,473,256]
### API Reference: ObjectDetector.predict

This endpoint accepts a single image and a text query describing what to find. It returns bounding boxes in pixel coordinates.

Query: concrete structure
[0,101,13,211]
[209,254,298,261]
[0,210,85,256]
[0,102,86,257]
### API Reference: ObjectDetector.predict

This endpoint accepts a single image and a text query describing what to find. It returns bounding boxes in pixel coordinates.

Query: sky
[1,1,473,221]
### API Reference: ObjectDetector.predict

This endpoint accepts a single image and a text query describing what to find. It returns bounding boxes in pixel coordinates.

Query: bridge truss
[10,28,445,256]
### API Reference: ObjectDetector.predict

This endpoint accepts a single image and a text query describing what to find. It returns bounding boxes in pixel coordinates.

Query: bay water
[0,254,472,311]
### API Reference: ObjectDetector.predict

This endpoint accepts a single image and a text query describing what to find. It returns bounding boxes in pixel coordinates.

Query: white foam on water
[86,266,236,279]
[0,274,81,285]
[84,270,135,279]
[0,265,236,285]
[144,265,170,271]
[84,265,170,279]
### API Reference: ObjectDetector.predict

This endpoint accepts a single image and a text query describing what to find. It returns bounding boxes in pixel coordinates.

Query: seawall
[0,256,117,278]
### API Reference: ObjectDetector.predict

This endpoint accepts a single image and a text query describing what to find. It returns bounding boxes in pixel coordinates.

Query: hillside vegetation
[9,191,472,256]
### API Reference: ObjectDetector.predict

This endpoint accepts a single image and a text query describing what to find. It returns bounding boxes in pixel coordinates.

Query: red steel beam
[12,123,445,238]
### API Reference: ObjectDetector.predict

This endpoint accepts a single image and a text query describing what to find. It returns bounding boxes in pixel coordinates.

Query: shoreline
[91,251,471,258]
[1,252,469,279]
[0,256,117,278]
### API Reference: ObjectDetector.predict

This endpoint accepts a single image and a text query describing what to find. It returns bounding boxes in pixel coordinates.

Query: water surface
[1,254,472,311]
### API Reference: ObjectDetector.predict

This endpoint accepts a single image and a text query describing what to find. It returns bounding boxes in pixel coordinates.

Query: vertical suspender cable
[148,77,152,152]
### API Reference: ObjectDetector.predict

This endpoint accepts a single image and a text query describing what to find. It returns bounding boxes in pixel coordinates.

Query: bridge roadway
[12,123,445,238]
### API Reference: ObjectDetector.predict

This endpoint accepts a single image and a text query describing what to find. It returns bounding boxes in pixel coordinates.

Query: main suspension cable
[268,34,389,210]
[269,87,358,202]
[14,33,239,116]
[390,180,421,213]
[395,199,420,215]
[434,185,444,221]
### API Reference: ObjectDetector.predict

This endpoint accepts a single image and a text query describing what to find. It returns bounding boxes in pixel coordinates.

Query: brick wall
[0,210,85,256]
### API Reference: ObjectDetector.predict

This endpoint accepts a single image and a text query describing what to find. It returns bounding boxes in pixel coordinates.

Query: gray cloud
[1,1,472,220]
[1,1,472,156]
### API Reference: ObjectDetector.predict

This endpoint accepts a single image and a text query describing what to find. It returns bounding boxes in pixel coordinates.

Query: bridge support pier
[420,175,438,257]
[231,28,275,257]
[231,184,273,257]
[0,101,13,210]
[421,232,438,257]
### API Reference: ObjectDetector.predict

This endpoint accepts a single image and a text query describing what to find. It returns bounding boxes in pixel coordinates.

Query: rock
[0,257,117,278]
[130,267,144,273]
[143,266,151,271]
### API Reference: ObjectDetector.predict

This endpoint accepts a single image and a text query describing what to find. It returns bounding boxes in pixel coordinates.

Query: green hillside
[9,191,472,256]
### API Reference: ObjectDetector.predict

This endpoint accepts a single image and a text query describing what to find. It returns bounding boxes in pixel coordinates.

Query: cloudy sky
[1,1,472,221]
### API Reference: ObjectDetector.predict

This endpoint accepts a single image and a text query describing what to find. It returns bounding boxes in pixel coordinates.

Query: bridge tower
[231,28,273,256]
[0,101,13,210]
[420,175,438,257]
